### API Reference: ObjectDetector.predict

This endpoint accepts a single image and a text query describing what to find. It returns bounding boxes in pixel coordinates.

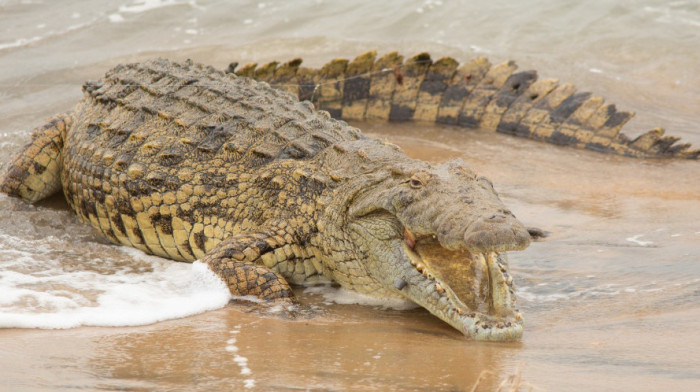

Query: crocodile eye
[409,175,424,189]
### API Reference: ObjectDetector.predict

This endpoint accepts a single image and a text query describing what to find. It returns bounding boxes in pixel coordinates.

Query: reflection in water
[82,302,514,391]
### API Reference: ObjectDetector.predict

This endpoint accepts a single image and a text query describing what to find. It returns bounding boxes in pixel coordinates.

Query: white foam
[224,329,255,388]
[626,234,653,246]
[0,36,42,51]
[469,44,490,54]
[0,248,231,329]
[108,13,125,23]
[119,0,197,14]
[0,20,94,52]
[304,285,418,310]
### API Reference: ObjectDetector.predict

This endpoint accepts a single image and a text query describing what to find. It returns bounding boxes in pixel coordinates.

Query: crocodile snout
[463,215,531,253]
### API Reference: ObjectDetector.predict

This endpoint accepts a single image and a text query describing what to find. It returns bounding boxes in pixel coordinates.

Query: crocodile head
[344,158,530,341]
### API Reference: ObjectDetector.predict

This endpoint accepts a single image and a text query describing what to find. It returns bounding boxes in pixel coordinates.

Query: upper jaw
[395,234,524,341]
[435,212,532,253]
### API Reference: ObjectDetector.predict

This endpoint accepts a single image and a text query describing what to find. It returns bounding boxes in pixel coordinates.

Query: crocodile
[227,50,699,159]
[0,58,533,341]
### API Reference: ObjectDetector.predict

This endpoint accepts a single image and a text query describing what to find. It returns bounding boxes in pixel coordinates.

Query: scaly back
[58,58,368,261]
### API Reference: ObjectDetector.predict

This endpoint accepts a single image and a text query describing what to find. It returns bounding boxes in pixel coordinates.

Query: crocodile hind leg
[201,229,298,303]
[0,113,71,203]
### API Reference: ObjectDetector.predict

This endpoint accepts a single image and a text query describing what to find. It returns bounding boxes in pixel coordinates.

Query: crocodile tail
[227,52,700,160]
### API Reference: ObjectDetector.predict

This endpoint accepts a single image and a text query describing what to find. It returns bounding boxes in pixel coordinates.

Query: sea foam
[0,247,231,329]
[119,0,198,14]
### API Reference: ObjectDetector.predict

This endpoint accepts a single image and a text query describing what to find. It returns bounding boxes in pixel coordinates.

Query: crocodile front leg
[202,229,297,303]
[0,113,71,203]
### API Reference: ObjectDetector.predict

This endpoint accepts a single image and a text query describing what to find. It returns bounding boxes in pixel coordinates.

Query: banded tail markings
[626,128,694,157]
[480,70,538,131]
[296,66,320,103]
[414,56,459,123]
[315,58,349,119]
[389,52,432,122]
[533,91,593,141]
[228,51,699,159]
[254,61,279,84]
[366,52,404,121]
[436,57,491,125]
[458,61,518,128]
[341,51,377,121]
[584,103,635,153]
[235,62,258,78]
[516,83,577,139]
[497,78,559,136]
[552,95,605,146]
[271,58,303,97]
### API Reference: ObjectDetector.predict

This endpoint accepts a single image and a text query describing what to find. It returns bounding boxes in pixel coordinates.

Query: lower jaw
[463,318,524,341]
[406,250,523,340]
[463,325,523,342]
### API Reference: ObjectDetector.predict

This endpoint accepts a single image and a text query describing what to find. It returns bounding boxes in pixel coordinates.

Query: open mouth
[399,230,524,341]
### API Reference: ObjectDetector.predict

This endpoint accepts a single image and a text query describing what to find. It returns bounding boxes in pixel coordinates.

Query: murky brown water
[2,1,700,391]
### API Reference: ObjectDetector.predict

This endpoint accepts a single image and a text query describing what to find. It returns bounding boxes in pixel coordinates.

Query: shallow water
[1,1,699,391]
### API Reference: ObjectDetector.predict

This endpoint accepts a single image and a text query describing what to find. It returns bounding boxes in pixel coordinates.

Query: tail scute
[414,56,459,123]
[389,52,432,122]
[341,50,376,121]
[228,51,699,160]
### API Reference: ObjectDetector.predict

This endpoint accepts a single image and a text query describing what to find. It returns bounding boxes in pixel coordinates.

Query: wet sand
[1,298,518,392]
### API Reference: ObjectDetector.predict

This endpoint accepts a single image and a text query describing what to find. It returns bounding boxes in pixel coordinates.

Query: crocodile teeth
[488,252,512,316]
